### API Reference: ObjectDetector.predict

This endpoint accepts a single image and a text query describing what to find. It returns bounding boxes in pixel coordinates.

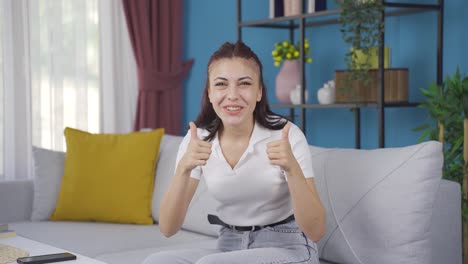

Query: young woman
[144,41,326,264]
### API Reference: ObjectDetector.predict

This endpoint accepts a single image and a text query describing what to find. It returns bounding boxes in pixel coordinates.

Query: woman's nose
[227,85,239,99]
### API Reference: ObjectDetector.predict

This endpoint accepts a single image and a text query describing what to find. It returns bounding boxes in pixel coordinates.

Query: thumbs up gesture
[266,122,297,173]
[178,122,212,173]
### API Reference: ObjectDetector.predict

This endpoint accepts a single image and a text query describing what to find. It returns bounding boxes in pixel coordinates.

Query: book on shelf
[308,0,326,13]
[0,223,8,231]
[0,229,16,238]
[269,0,284,18]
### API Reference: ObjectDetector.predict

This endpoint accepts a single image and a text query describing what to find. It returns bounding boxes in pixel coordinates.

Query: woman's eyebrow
[213,77,228,81]
[213,76,253,81]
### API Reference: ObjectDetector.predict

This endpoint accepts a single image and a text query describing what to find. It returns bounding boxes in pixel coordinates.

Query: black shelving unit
[236,0,443,148]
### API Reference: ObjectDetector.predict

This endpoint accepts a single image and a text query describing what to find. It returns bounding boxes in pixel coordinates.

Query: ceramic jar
[317,80,336,105]
[275,60,301,103]
[290,85,309,105]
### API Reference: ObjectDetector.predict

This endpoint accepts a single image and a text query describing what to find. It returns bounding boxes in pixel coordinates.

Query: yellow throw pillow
[50,127,164,224]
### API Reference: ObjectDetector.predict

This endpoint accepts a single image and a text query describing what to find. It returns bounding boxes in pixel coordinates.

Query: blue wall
[183,0,468,149]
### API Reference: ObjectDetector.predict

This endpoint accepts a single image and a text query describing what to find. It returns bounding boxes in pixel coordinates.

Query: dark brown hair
[193,41,286,141]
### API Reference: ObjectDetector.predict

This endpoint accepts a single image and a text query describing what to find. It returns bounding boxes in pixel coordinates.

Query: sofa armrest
[430,179,462,264]
[0,180,33,222]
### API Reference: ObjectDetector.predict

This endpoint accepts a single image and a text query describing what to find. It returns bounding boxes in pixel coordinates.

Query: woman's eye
[239,81,251,86]
[214,82,227,87]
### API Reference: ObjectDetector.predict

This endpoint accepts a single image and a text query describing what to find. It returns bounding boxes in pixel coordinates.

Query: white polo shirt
[175,121,314,226]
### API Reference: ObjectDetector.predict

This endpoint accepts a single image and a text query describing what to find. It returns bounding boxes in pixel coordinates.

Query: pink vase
[275,60,301,103]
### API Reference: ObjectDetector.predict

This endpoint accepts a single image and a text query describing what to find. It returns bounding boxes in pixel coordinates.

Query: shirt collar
[211,121,271,154]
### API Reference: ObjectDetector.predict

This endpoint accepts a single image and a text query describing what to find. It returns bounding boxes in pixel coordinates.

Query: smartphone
[17,252,77,264]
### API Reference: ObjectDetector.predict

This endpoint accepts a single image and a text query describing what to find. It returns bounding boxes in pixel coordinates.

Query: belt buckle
[229,225,259,232]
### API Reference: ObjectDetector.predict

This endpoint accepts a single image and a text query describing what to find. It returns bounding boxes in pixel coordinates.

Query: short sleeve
[288,124,314,178]
[175,131,202,180]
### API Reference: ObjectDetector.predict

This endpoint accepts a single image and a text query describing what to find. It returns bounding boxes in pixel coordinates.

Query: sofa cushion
[151,134,183,223]
[31,147,65,221]
[50,127,164,225]
[182,177,221,237]
[311,141,443,264]
[152,134,220,237]
[31,134,173,224]
[10,221,214,258]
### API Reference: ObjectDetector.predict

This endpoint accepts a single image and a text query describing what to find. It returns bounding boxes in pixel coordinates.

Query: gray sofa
[0,134,462,264]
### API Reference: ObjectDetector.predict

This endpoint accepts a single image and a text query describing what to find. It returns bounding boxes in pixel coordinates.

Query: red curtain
[122,0,193,134]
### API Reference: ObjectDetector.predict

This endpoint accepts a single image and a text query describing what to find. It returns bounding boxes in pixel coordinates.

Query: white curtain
[0,1,4,179]
[28,0,101,151]
[0,0,137,180]
[99,0,138,134]
[2,0,32,181]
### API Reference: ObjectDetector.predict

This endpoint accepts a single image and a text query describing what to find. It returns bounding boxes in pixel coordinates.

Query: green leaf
[416,129,432,143]
[446,137,464,161]
[413,124,431,132]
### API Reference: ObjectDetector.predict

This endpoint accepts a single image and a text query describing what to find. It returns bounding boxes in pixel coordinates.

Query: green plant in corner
[414,67,468,220]
[336,0,384,99]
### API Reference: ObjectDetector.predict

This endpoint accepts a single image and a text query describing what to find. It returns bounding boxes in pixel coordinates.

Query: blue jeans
[143,220,320,264]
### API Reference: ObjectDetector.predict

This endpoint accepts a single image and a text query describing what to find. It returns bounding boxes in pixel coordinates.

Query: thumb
[282,122,291,140]
[189,122,198,140]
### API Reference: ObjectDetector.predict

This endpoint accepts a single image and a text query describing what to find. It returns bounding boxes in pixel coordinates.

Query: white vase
[317,83,335,105]
[290,85,309,105]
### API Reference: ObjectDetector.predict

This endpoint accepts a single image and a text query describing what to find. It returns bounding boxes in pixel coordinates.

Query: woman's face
[208,57,262,129]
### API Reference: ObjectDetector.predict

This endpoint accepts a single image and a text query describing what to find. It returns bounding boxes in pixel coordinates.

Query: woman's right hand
[178,122,212,173]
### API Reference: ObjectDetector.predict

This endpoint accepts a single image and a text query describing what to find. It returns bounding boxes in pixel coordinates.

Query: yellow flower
[271,38,312,66]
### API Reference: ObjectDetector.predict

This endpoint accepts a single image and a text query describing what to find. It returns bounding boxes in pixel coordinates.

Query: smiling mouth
[225,106,243,111]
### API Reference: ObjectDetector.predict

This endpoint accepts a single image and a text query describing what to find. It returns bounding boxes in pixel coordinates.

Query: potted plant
[336,0,384,101]
[415,68,468,185]
[271,38,312,103]
[414,67,468,259]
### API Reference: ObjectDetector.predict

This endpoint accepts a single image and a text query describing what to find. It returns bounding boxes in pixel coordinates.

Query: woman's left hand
[266,122,298,173]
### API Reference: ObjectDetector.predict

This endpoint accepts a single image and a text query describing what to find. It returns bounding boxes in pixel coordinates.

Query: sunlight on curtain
[29,0,100,151]
[0,2,4,179]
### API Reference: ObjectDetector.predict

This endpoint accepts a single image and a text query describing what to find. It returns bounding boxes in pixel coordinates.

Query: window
[1,0,102,180]
[29,0,100,151]
[1,0,137,181]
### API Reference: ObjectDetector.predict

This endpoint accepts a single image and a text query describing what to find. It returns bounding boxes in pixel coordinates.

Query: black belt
[208,214,295,232]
